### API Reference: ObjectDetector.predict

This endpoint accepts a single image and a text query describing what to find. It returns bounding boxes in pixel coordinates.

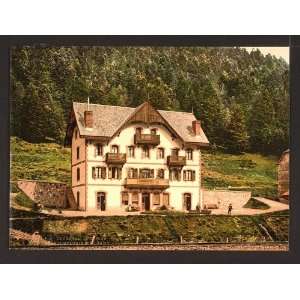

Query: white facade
[72,123,203,212]
[68,101,209,213]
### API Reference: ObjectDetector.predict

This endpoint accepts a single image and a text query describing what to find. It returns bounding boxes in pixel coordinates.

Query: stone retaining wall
[202,189,251,210]
[17,180,74,209]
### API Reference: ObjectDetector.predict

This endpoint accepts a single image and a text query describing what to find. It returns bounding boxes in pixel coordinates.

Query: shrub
[243,198,270,210]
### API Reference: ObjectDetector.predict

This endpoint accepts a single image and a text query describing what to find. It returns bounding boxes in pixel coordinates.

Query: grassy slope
[202,151,278,198]
[10,137,71,184]
[10,214,288,243]
[10,137,278,198]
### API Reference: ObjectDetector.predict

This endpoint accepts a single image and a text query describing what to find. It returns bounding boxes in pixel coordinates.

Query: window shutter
[178,170,181,181]
[183,170,186,181]
[192,170,196,181]
[92,167,96,179]
[134,168,138,179]
[101,167,106,179]
[151,169,154,178]
[108,167,112,179]
[118,168,122,179]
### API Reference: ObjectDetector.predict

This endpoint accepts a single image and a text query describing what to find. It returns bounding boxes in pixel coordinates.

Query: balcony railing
[134,133,160,146]
[106,153,127,165]
[167,155,186,167]
[125,178,169,189]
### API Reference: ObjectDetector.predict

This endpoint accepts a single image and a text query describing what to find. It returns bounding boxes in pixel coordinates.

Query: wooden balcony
[106,153,126,165]
[125,178,169,189]
[167,155,186,167]
[134,133,160,146]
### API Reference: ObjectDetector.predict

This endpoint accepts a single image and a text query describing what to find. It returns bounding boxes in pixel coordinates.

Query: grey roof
[73,102,209,145]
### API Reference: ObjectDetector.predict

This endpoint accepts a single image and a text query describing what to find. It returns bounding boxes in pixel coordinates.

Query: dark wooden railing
[106,153,127,165]
[134,133,160,146]
[167,155,186,167]
[125,178,169,189]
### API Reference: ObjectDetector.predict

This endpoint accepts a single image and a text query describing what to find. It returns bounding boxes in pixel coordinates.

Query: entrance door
[142,193,150,211]
[183,193,192,211]
[162,193,169,206]
[96,192,106,211]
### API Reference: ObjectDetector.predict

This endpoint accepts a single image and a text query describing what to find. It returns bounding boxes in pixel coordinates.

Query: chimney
[192,120,201,135]
[84,110,93,128]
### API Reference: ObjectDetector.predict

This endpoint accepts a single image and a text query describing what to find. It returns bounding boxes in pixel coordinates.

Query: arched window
[183,193,192,211]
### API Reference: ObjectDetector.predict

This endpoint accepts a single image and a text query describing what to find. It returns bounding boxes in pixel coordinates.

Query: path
[211,197,289,215]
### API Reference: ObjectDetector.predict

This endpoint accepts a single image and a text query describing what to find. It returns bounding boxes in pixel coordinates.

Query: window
[76,146,80,160]
[76,191,80,205]
[183,170,196,181]
[136,127,143,135]
[142,146,150,159]
[132,192,139,208]
[128,168,138,179]
[111,145,119,154]
[108,167,122,179]
[151,128,157,135]
[95,143,103,156]
[139,168,154,179]
[170,168,181,181]
[76,168,80,181]
[153,193,160,206]
[157,169,165,179]
[186,149,193,160]
[157,148,165,159]
[171,148,179,156]
[92,167,106,179]
[121,192,129,206]
[128,146,135,158]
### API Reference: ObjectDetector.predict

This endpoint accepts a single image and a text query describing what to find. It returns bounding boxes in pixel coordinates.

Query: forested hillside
[10,46,289,154]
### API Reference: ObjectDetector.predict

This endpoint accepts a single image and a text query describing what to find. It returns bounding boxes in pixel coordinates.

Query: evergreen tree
[224,104,249,154]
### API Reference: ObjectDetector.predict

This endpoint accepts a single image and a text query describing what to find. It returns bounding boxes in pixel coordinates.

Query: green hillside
[10,137,278,198]
[10,213,288,245]
[11,46,289,155]
[10,137,71,183]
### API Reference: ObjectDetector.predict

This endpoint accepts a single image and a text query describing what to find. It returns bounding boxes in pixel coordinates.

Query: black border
[0,36,298,263]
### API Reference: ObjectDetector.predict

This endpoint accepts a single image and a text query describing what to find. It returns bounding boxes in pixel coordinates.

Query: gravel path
[211,197,289,215]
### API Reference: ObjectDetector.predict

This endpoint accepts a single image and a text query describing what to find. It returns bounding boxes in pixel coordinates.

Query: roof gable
[65,101,210,147]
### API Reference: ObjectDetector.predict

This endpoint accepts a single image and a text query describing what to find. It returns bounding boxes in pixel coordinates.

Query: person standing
[228,203,233,215]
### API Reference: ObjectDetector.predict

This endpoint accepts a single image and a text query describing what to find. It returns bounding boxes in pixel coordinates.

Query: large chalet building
[65,101,209,212]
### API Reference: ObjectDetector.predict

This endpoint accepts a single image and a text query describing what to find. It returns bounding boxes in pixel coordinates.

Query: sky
[243,47,289,63]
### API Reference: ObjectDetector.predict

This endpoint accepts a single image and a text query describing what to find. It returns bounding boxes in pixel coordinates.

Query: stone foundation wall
[17,180,72,209]
[202,189,251,210]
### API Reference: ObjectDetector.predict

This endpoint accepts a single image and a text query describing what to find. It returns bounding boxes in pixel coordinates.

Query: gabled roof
[65,101,209,146]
